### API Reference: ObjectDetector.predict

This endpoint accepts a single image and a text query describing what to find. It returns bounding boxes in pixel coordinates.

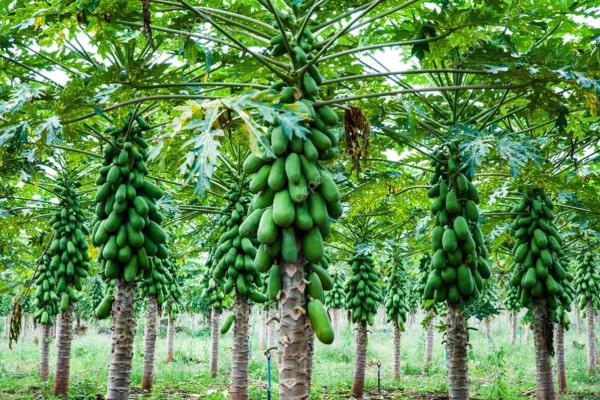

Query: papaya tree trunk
[40,323,51,381]
[306,324,314,394]
[209,307,220,378]
[524,324,530,344]
[556,323,567,394]
[483,317,496,349]
[576,307,582,333]
[55,313,60,347]
[352,320,368,399]
[510,312,517,345]
[53,303,74,396]
[23,313,28,339]
[267,308,277,349]
[106,279,136,400]
[166,305,174,363]
[278,256,309,400]
[231,293,249,400]
[532,304,557,400]
[141,295,158,392]
[424,309,434,372]
[259,311,267,349]
[586,300,597,374]
[4,315,9,337]
[331,308,339,342]
[393,320,401,380]
[447,304,469,400]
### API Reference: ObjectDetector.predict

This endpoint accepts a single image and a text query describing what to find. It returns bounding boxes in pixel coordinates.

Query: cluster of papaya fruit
[556,269,575,328]
[35,175,90,324]
[162,258,183,320]
[345,250,382,325]
[91,124,167,285]
[503,284,521,312]
[138,257,181,318]
[384,262,409,330]
[425,142,490,304]
[34,255,59,325]
[414,254,432,305]
[88,277,105,314]
[200,258,227,311]
[574,252,600,313]
[244,17,342,269]
[508,189,572,319]
[325,272,345,310]
[212,183,266,303]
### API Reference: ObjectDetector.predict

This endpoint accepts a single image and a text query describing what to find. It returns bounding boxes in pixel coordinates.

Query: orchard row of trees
[1,0,599,400]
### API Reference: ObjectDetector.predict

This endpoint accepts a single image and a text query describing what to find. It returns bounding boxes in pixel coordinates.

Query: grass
[0,311,598,399]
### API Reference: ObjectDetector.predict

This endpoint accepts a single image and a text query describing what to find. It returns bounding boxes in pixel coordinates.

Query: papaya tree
[345,241,382,399]
[90,117,169,400]
[199,259,227,378]
[503,284,521,345]
[574,252,600,374]
[508,188,568,400]
[339,216,386,399]
[425,140,491,400]
[325,271,345,340]
[42,171,91,397]
[233,0,345,391]
[383,256,409,380]
[212,167,267,400]
[32,252,58,381]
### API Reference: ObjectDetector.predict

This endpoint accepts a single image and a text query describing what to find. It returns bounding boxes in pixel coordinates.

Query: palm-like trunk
[166,305,174,363]
[524,324,530,344]
[331,308,339,342]
[53,303,74,396]
[230,293,249,400]
[306,324,314,394]
[393,320,401,380]
[424,308,434,372]
[4,315,9,337]
[447,304,469,400]
[106,279,136,400]
[586,300,597,374]
[209,307,220,378]
[278,256,309,400]
[483,317,496,349]
[556,323,567,394]
[532,304,557,400]
[23,314,29,339]
[142,295,158,392]
[267,308,277,349]
[40,323,51,381]
[510,312,517,345]
[259,311,267,349]
[576,308,582,333]
[352,320,368,399]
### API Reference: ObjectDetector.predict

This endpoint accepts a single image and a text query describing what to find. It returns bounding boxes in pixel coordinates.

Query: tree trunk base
[106,279,136,400]
[352,321,368,399]
[209,308,220,378]
[231,294,249,400]
[141,296,158,392]
[447,305,469,400]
